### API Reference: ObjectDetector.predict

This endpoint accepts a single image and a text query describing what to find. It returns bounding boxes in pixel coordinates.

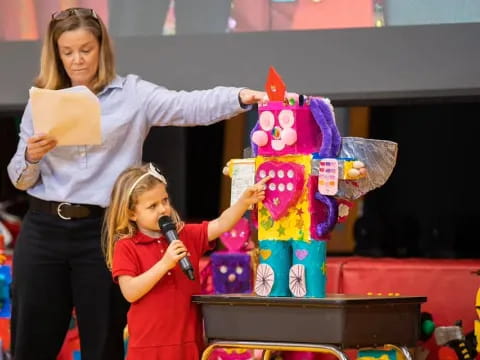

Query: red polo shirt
[112,221,213,360]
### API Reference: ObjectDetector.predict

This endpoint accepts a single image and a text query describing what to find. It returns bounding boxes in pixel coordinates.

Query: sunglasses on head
[127,163,168,199]
[51,7,98,21]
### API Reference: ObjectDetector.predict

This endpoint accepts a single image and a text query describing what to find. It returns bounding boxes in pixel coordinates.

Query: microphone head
[158,215,176,234]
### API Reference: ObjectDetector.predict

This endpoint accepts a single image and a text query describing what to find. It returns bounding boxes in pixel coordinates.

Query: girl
[102,162,269,360]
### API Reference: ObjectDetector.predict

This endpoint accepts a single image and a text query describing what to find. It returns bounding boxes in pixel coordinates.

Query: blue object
[358,349,397,360]
[0,265,12,318]
[292,240,327,298]
[259,240,291,296]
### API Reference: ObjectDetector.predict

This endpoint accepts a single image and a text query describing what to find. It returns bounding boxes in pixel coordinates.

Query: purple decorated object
[211,252,252,294]
[310,97,341,157]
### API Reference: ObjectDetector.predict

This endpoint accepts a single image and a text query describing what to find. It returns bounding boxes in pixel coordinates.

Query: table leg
[200,343,218,360]
[382,344,413,360]
[262,349,272,360]
[394,345,413,360]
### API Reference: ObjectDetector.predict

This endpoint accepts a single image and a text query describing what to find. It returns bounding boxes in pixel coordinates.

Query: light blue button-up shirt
[8,74,248,207]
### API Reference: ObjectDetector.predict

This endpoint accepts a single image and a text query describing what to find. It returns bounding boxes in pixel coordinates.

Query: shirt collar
[133,231,166,244]
[97,75,124,96]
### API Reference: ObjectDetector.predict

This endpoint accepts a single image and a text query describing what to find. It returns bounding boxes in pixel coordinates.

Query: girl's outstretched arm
[207,176,270,241]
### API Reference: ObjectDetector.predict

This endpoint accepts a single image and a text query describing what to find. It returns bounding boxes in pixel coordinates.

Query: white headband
[127,163,167,199]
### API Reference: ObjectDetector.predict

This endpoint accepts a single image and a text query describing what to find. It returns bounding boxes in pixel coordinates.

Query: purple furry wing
[310,97,341,157]
[314,192,338,237]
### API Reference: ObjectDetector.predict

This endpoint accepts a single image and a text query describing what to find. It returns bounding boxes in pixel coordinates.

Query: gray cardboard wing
[336,137,398,200]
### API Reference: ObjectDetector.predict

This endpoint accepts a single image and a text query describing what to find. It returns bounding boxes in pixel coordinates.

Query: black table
[192,294,427,360]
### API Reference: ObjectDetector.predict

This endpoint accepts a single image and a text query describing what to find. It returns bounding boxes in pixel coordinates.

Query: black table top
[192,293,427,307]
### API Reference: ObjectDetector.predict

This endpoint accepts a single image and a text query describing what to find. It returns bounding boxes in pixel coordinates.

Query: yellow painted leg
[262,349,272,360]
[201,343,219,360]
[384,344,413,360]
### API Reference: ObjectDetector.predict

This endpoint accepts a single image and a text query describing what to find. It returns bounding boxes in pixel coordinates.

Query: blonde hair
[35,8,115,93]
[102,163,183,269]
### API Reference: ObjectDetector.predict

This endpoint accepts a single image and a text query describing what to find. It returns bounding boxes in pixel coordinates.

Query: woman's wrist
[24,149,39,165]
[238,88,249,109]
[26,157,40,165]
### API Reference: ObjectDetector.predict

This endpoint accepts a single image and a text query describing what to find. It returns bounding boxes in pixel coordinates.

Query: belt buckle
[57,202,72,220]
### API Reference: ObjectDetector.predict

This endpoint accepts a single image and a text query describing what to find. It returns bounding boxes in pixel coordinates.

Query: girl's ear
[128,209,136,222]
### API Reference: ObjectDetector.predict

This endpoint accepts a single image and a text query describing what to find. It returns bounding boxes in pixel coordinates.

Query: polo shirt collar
[133,230,166,244]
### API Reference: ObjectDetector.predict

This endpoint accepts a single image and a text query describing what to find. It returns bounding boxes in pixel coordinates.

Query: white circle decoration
[289,264,307,297]
[259,111,275,131]
[278,109,295,128]
[255,263,275,297]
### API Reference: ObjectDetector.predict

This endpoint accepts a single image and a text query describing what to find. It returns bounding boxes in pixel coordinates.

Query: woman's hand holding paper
[26,133,57,163]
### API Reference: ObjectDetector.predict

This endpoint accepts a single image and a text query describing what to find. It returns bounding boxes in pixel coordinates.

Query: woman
[7,7,266,360]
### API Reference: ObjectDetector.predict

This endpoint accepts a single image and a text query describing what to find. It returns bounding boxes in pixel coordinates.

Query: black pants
[11,209,129,360]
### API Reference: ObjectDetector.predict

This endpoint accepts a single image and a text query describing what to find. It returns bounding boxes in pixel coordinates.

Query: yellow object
[29,86,102,146]
[358,355,391,360]
[259,249,272,260]
[342,160,366,180]
[223,348,250,354]
[228,158,255,177]
[228,158,256,207]
[256,155,312,242]
[475,287,480,352]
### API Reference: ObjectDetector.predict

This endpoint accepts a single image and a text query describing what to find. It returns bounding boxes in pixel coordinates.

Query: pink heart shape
[220,217,250,252]
[256,161,305,220]
[295,249,308,261]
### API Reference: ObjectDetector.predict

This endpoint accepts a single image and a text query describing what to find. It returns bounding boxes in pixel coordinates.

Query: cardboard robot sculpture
[226,67,398,298]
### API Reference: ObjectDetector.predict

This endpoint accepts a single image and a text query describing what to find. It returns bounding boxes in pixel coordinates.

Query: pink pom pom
[252,130,268,146]
[281,127,297,146]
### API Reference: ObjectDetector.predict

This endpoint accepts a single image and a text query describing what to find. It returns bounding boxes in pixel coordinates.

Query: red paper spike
[265,66,286,102]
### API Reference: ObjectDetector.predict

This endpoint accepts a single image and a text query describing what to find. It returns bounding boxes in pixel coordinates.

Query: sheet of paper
[29,86,102,146]
[229,158,256,206]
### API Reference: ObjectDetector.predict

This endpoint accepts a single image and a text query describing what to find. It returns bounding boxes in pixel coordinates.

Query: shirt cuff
[238,88,252,110]
[15,154,40,188]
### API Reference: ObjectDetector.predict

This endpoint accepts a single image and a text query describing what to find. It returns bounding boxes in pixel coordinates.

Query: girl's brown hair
[102,164,183,269]
[35,8,115,93]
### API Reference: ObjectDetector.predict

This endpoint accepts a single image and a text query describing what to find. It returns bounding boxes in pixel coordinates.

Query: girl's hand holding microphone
[161,240,188,270]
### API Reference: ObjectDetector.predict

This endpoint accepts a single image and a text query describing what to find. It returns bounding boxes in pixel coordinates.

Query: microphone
[158,215,195,281]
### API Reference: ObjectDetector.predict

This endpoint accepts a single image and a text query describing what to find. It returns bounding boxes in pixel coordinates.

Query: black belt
[29,196,105,220]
